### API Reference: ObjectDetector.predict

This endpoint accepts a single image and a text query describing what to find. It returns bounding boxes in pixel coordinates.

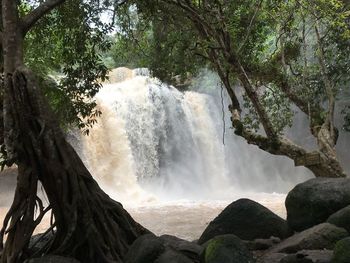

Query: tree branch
[21,0,66,34]
[168,0,277,138]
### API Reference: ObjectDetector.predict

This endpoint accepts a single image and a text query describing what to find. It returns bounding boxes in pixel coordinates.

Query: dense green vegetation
[7,0,113,131]
[0,0,112,166]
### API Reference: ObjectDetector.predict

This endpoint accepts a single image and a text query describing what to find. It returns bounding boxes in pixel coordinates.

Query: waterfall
[79,69,230,204]
[77,68,312,205]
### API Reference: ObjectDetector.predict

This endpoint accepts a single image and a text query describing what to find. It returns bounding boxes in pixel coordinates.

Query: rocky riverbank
[25,177,350,263]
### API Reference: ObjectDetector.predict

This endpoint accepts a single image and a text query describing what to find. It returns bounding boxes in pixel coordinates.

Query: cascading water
[78,68,312,207]
[79,68,236,204]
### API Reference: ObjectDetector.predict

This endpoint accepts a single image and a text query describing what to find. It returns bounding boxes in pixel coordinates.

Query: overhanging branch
[234,122,306,161]
[167,0,277,138]
[21,0,66,33]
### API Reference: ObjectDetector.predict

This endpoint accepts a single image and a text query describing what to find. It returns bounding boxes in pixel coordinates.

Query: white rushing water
[69,67,312,239]
[79,68,234,204]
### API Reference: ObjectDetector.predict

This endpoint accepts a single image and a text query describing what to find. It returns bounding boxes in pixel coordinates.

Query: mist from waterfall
[75,68,313,206]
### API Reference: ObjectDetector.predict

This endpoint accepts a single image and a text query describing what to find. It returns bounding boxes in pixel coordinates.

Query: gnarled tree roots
[0,67,148,263]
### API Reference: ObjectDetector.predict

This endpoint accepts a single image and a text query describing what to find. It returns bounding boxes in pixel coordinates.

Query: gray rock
[155,249,194,263]
[198,199,292,244]
[257,253,288,263]
[286,178,350,231]
[124,234,165,263]
[124,234,199,263]
[26,256,80,263]
[269,223,348,254]
[280,250,333,263]
[327,205,350,233]
[201,234,255,263]
[246,237,281,250]
[159,235,201,261]
[332,237,350,263]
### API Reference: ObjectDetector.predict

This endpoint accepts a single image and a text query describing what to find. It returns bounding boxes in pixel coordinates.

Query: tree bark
[2,0,23,73]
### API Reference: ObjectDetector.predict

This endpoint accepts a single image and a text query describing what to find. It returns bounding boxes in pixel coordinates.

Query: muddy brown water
[0,168,286,240]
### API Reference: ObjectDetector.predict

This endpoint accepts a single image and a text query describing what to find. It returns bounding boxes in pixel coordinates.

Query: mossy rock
[201,234,255,263]
[332,237,350,263]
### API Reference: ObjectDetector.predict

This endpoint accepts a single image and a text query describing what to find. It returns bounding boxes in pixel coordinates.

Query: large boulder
[26,256,80,263]
[269,223,348,254]
[327,205,350,233]
[124,234,199,263]
[286,178,350,231]
[159,235,202,261]
[201,234,255,263]
[124,234,165,263]
[332,237,350,263]
[155,250,194,263]
[198,199,292,244]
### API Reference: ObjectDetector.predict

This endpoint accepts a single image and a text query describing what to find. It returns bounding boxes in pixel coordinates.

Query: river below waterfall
[0,201,285,241]
[127,195,286,241]
[0,173,285,240]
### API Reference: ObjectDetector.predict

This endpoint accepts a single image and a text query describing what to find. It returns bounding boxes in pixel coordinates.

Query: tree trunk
[1,1,148,263]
